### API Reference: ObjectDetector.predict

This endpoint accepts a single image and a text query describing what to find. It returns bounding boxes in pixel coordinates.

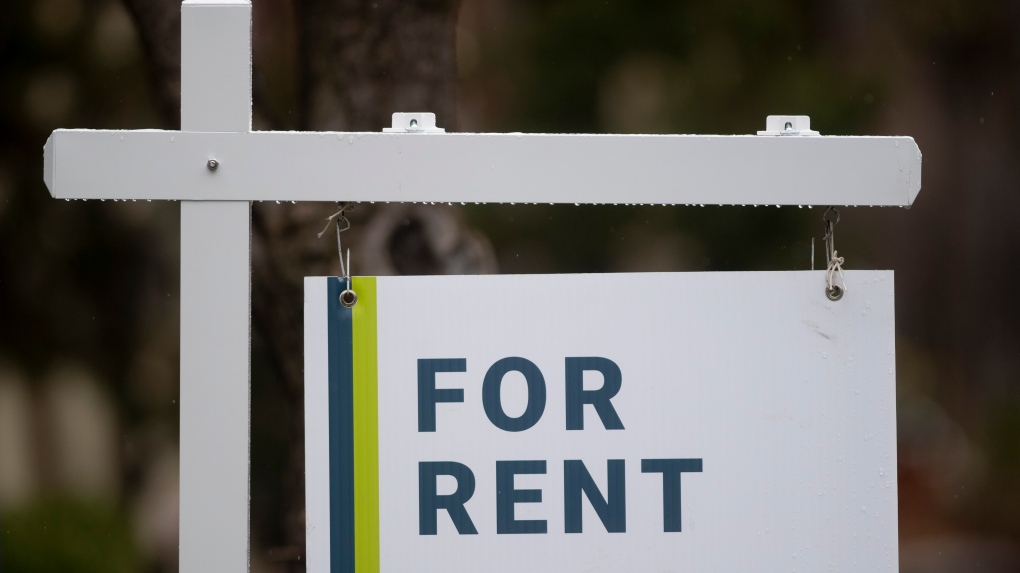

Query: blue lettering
[565,357,624,430]
[641,458,703,532]
[419,461,478,535]
[418,358,466,432]
[496,460,547,534]
[564,459,626,533]
[482,357,546,432]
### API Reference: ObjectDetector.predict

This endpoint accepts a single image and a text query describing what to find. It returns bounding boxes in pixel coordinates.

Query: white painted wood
[178,2,252,573]
[303,278,331,573]
[181,0,252,132]
[180,202,251,573]
[43,130,922,206]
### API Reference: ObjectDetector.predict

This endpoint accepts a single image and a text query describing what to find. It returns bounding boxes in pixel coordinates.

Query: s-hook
[822,207,846,301]
[319,201,358,307]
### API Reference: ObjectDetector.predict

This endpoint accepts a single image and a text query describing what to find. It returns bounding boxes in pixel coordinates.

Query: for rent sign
[304,272,898,573]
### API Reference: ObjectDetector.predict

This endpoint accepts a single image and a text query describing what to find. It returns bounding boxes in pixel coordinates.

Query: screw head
[207,159,219,171]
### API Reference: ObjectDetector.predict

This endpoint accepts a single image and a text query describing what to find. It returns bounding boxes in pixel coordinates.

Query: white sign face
[304,272,898,573]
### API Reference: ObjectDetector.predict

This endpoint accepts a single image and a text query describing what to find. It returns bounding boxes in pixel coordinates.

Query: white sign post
[41,1,922,571]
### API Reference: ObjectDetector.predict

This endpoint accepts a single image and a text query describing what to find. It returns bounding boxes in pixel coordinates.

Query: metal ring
[825,284,844,301]
[339,289,358,308]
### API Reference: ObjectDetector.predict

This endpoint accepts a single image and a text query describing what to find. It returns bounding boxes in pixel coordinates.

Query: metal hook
[318,201,354,238]
[822,205,840,227]
[317,202,359,306]
[336,223,347,278]
[822,207,845,301]
[824,206,840,258]
[339,248,357,307]
[341,248,350,284]
[822,207,839,258]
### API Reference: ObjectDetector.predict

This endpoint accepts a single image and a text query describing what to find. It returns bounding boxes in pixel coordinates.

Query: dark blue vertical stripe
[327,277,355,573]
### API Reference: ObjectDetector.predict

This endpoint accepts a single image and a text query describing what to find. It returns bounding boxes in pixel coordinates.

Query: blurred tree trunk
[123,0,495,570]
[298,0,459,131]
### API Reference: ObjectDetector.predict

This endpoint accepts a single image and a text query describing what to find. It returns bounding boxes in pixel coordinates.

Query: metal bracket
[757,115,820,136]
[383,112,446,133]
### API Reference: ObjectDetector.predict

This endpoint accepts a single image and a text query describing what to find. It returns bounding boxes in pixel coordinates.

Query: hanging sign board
[304,272,898,573]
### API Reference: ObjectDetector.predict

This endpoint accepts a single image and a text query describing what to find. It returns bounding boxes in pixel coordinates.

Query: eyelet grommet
[825,284,844,301]
[339,289,358,308]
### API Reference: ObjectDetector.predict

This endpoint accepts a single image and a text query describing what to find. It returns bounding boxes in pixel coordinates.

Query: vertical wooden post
[178,1,252,571]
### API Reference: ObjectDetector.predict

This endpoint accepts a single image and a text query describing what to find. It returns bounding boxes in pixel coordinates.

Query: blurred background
[1,0,1018,571]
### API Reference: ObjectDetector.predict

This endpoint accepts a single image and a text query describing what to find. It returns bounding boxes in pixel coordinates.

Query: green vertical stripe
[351,276,380,573]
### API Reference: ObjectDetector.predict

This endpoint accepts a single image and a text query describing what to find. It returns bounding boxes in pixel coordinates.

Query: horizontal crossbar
[44,130,921,205]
